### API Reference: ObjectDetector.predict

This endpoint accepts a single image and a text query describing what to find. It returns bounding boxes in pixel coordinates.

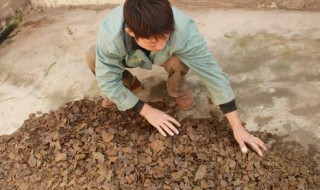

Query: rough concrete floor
[0,6,319,149]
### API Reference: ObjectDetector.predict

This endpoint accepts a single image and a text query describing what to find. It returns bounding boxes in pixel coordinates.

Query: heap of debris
[0,99,319,189]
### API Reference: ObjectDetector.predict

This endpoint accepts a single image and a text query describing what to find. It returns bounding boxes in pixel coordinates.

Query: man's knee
[86,45,96,75]
[163,55,189,75]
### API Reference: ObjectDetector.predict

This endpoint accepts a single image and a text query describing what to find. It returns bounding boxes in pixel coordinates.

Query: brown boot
[175,88,195,110]
[101,72,142,109]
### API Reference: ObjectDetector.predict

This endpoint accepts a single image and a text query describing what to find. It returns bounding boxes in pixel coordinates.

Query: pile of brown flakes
[0,99,319,190]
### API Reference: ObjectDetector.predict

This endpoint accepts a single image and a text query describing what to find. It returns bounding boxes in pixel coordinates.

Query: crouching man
[86,0,267,156]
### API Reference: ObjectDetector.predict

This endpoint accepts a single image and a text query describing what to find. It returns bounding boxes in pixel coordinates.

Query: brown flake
[101,130,114,143]
[171,170,184,180]
[92,152,105,163]
[194,165,207,180]
[150,140,165,155]
[55,152,67,162]
[28,154,37,168]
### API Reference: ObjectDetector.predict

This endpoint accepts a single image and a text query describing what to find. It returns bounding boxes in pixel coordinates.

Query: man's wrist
[219,99,237,114]
[139,103,152,117]
[132,99,145,113]
[225,110,242,130]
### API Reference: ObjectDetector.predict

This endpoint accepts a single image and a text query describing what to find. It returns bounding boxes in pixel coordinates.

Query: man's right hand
[140,103,180,136]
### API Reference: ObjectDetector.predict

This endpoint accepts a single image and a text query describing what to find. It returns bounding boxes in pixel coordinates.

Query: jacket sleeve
[174,20,235,105]
[95,35,139,111]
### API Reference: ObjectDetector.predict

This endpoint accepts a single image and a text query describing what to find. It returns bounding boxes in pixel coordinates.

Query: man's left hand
[225,111,267,156]
[232,124,267,156]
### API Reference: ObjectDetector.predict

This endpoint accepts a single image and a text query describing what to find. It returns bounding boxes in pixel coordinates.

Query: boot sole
[177,102,195,110]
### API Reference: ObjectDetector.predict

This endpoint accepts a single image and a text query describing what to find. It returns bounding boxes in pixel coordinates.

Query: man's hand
[232,124,266,156]
[225,111,267,156]
[140,103,180,136]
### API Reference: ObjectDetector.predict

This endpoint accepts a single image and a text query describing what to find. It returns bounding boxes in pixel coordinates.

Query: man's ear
[125,27,135,38]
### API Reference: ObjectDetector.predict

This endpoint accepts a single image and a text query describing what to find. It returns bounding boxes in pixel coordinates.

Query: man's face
[135,34,170,52]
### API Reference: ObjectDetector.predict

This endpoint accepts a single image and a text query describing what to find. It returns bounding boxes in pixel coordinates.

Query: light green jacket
[95,5,235,111]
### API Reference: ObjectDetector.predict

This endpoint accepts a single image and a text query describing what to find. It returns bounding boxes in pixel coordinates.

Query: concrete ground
[0,6,319,149]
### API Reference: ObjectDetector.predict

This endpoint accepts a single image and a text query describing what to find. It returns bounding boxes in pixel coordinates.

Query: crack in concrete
[0,97,15,103]
[43,61,57,77]
[29,60,58,90]
[28,60,62,96]
[0,60,58,102]
[0,58,15,88]
[0,93,80,104]
[1,45,71,102]
[31,92,82,100]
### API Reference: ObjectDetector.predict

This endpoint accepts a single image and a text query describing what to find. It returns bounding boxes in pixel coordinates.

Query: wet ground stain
[235,86,297,108]
[254,116,273,126]
[290,103,320,117]
[284,124,320,150]
[215,32,320,84]
[149,80,170,101]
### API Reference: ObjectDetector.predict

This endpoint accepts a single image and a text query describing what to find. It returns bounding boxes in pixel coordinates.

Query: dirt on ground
[0,99,319,190]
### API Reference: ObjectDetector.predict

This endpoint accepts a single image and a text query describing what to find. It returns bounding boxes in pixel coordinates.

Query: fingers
[248,141,263,157]
[167,117,181,127]
[157,120,179,137]
[256,137,267,151]
[163,121,179,135]
[159,123,175,136]
[156,126,167,137]
[251,137,267,155]
[157,115,180,137]
[237,139,248,154]
[241,146,248,154]
[241,135,264,156]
